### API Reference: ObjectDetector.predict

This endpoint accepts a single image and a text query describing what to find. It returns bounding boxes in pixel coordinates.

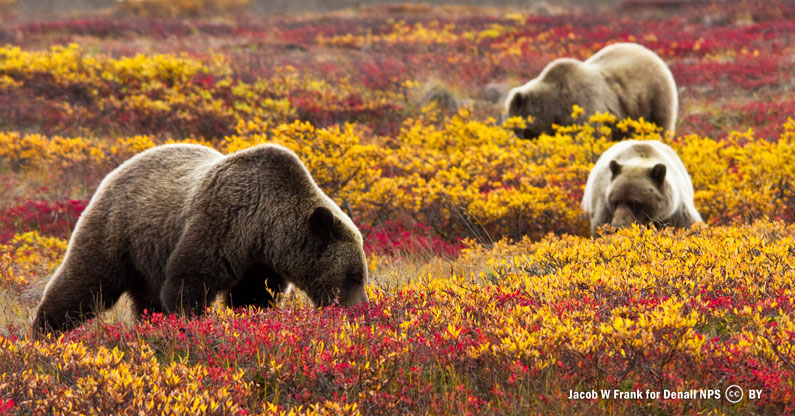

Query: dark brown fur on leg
[160,220,236,315]
[32,268,126,337]
[226,263,287,309]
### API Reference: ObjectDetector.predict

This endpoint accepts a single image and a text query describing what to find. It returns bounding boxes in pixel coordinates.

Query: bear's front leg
[161,256,231,315]
[161,223,236,315]
[226,263,287,309]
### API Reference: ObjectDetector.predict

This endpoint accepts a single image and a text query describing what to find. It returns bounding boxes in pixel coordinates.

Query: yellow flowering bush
[116,0,251,17]
[0,338,251,415]
[673,123,795,224]
[0,232,66,290]
[2,114,795,242]
[1,222,792,414]
[0,45,300,139]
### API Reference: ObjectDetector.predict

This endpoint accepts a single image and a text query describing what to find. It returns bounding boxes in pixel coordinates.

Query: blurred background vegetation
[9,0,623,19]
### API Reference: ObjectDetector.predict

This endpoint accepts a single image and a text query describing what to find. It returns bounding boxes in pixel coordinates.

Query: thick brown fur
[505,43,678,139]
[581,140,702,236]
[32,143,369,336]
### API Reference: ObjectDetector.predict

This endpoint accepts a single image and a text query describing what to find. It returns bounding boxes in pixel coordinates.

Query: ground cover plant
[0,1,794,414]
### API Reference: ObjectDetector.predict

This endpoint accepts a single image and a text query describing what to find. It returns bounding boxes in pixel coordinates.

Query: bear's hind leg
[226,263,287,309]
[651,93,675,134]
[32,265,127,336]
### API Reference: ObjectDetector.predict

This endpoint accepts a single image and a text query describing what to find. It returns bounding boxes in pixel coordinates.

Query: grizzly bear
[505,43,678,139]
[581,140,702,235]
[32,143,369,335]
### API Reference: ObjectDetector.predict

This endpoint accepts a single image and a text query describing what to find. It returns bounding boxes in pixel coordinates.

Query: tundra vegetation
[0,1,794,414]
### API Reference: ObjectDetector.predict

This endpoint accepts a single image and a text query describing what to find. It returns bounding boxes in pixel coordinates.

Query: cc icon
[725,385,744,404]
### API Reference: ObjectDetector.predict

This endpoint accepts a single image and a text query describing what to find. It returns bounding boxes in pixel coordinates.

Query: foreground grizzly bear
[33,143,369,335]
[581,140,702,235]
[505,43,678,139]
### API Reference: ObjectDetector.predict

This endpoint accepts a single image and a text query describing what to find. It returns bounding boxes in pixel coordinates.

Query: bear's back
[585,43,677,131]
[76,144,224,282]
[585,43,659,69]
[213,144,360,239]
[96,144,222,224]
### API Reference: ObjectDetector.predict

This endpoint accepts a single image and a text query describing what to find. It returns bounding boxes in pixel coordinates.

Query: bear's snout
[611,205,637,229]
[341,285,369,307]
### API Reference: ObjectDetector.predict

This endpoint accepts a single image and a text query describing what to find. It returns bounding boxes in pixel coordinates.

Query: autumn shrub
[0,336,252,415]
[2,2,795,139]
[1,4,795,413]
[0,399,12,416]
[361,221,463,258]
[2,114,795,245]
[116,0,251,18]
[14,18,241,42]
[0,231,66,290]
[1,222,792,414]
[0,45,282,138]
[0,199,86,244]
[0,0,13,14]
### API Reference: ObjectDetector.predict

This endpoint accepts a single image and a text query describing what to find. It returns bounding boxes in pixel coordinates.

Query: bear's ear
[650,163,666,186]
[609,160,622,179]
[309,206,335,244]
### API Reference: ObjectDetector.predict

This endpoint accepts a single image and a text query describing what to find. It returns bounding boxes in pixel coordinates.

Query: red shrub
[0,199,87,243]
[361,221,463,258]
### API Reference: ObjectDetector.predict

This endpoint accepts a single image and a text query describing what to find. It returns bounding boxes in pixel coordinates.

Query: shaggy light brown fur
[581,140,702,235]
[505,43,678,139]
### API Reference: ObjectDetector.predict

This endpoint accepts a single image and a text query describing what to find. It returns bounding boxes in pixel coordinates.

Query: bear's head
[221,144,370,308]
[505,59,617,140]
[605,160,675,229]
[505,84,563,139]
[299,205,369,307]
[505,59,592,140]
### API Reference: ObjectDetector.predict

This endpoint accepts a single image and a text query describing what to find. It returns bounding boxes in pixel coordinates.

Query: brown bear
[581,140,702,235]
[505,43,678,139]
[32,143,369,335]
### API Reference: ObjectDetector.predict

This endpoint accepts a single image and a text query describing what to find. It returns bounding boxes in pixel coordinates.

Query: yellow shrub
[116,0,251,17]
[0,232,67,289]
[1,114,794,242]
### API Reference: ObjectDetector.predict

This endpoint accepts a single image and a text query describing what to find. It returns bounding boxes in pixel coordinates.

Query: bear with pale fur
[33,143,369,335]
[505,43,678,139]
[581,140,702,235]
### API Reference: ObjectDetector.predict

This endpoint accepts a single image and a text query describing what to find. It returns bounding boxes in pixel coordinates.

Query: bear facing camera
[581,140,702,236]
[32,143,369,336]
[505,43,678,139]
